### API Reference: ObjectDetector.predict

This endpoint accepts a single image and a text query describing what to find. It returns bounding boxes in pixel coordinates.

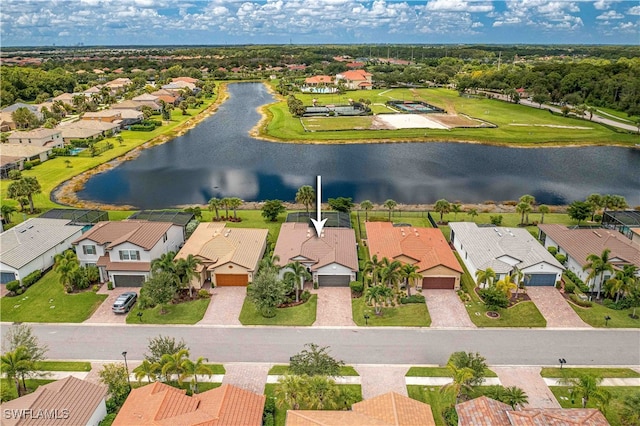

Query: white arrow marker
[310,175,327,237]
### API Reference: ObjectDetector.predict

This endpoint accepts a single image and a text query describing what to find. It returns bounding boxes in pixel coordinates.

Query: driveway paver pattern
[222,362,271,394]
[84,287,138,324]
[493,366,561,409]
[423,289,476,328]
[527,287,589,328]
[313,287,355,327]
[355,364,409,399]
[197,287,245,325]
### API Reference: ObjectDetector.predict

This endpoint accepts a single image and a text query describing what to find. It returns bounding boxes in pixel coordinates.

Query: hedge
[564,271,590,293]
[6,280,20,293]
[570,294,593,307]
[22,270,42,288]
[400,294,426,304]
[130,124,156,131]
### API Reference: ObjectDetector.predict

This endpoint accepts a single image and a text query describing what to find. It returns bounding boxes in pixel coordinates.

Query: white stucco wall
[75,241,106,266]
[85,399,107,426]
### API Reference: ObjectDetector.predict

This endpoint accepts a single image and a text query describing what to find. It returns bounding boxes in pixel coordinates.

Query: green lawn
[0,379,55,401]
[268,365,359,376]
[132,380,222,393]
[541,367,640,378]
[264,86,638,146]
[406,366,497,378]
[569,301,640,328]
[0,271,107,323]
[203,364,226,375]
[407,385,455,426]
[126,298,210,324]
[550,386,639,426]
[36,361,92,372]
[351,296,431,327]
[239,295,317,326]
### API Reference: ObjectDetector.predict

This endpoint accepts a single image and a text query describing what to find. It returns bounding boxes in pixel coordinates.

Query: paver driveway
[197,286,245,325]
[493,366,561,408]
[423,289,476,328]
[84,287,138,324]
[527,287,589,328]
[222,363,271,394]
[313,287,355,326]
[355,364,409,398]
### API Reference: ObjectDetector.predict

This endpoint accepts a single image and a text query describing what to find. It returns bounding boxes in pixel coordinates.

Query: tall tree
[160,349,190,384]
[475,268,496,289]
[208,197,222,221]
[285,261,310,303]
[516,201,531,225]
[519,194,536,224]
[182,356,213,393]
[11,107,39,129]
[441,361,475,404]
[261,199,286,222]
[175,254,201,299]
[7,177,42,214]
[289,343,344,377]
[221,197,231,219]
[142,271,178,314]
[54,250,80,292]
[467,208,479,221]
[133,359,160,384]
[0,346,32,397]
[295,185,315,215]
[558,373,610,410]
[585,193,603,222]
[228,197,243,220]
[151,251,177,275]
[538,205,550,224]
[360,200,373,222]
[400,264,419,296]
[451,204,463,220]
[247,269,288,317]
[380,258,402,292]
[383,199,397,221]
[3,324,48,366]
[365,284,392,315]
[363,254,383,288]
[583,248,614,299]
[434,199,450,223]
[99,363,130,409]
[567,201,591,225]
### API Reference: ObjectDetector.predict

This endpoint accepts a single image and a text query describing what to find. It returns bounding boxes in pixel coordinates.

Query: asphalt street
[3,324,638,367]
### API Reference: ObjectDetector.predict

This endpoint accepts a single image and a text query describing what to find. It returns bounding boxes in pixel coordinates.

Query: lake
[78,83,640,209]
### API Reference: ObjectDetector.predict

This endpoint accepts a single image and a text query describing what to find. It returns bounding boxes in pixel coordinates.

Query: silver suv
[112,292,137,314]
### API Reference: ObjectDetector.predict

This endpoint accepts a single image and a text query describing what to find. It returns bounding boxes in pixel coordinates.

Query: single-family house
[111,100,143,111]
[0,376,107,426]
[450,222,564,286]
[286,392,436,426]
[59,120,120,143]
[1,103,43,122]
[335,70,373,90]
[7,128,64,148]
[109,108,143,127]
[632,228,640,246]
[104,77,133,92]
[175,222,268,287]
[0,143,55,166]
[304,75,334,86]
[52,92,75,107]
[81,110,122,123]
[456,396,609,426]
[274,223,358,286]
[538,224,640,291]
[173,76,199,84]
[113,382,264,426]
[0,218,84,285]
[0,154,24,179]
[132,93,160,103]
[72,220,184,287]
[366,222,463,289]
[0,111,17,132]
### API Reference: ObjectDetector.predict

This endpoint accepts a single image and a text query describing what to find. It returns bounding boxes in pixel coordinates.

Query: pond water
[78,83,640,209]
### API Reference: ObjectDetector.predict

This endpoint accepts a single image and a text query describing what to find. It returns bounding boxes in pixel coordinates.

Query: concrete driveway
[527,287,589,328]
[84,286,139,324]
[313,287,355,326]
[423,289,476,328]
[197,286,245,325]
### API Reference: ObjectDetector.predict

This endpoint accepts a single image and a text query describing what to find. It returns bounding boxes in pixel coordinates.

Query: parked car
[112,292,137,314]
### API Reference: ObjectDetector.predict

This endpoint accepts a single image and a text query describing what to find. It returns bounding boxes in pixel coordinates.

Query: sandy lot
[374,114,449,129]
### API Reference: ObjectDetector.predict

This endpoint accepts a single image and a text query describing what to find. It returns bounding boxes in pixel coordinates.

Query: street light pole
[122,351,131,390]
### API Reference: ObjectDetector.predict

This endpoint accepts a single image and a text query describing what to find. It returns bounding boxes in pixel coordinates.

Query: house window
[83,245,97,255]
[119,250,140,261]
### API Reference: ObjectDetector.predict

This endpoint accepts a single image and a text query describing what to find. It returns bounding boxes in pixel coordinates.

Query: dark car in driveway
[112,292,137,314]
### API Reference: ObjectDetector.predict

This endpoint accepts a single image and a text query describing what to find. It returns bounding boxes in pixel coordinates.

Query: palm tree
[586,193,603,221]
[0,204,17,223]
[365,284,393,315]
[0,346,31,397]
[7,177,42,214]
[306,375,341,410]
[538,205,550,224]
[208,197,222,221]
[495,274,517,299]
[151,251,177,275]
[295,185,315,215]
[605,265,638,302]
[434,199,450,223]
[285,261,310,303]
[441,361,474,404]
[475,268,496,289]
[258,253,281,274]
[380,258,402,292]
[519,194,536,224]
[400,264,418,296]
[228,197,243,220]
[467,208,479,221]
[584,249,614,300]
[360,200,373,222]
[54,251,79,292]
[511,267,524,298]
[133,359,160,384]
[502,386,529,410]
[221,197,231,219]
[182,356,213,394]
[383,199,397,221]
[451,204,463,220]
[516,201,532,225]
[363,255,383,288]
[175,254,201,298]
[275,374,306,410]
[559,373,610,410]
[160,349,190,384]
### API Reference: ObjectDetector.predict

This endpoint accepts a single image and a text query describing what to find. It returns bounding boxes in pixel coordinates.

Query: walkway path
[423,290,476,328]
[527,287,590,328]
[312,287,355,327]
[197,287,244,325]
[493,366,560,408]
[355,364,409,399]
[221,362,271,394]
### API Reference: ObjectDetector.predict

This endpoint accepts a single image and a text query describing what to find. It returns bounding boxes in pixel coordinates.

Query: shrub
[479,287,509,310]
[564,282,575,294]
[350,281,363,294]
[16,288,24,295]
[555,254,567,264]
[593,214,602,222]
[263,397,276,418]
[400,294,426,304]
[107,282,114,290]
[22,270,42,288]
[602,298,615,309]
[263,413,274,426]
[92,285,100,292]
[23,161,33,170]
[197,289,210,299]
[313,281,319,289]
[570,294,592,307]
[130,124,156,131]
[489,215,503,226]
[6,280,21,293]
[565,271,590,293]
[547,246,558,255]
[301,290,311,302]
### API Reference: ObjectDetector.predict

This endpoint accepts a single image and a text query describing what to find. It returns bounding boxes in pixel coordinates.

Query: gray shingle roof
[0,218,84,269]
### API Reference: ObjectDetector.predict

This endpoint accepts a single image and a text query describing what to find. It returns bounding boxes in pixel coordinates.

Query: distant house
[81,110,122,123]
[0,111,17,132]
[335,70,373,90]
[0,144,56,168]
[175,222,268,287]
[0,154,25,179]
[172,76,199,84]
[59,120,120,143]
[286,392,436,425]
[538,224,640,291]
[111,100,143,111]
[103,77,133,92]
[1,103,43,122]
[456,396,609,426]
[450,222,564,286]
[7,128,64,148]
[304,75,334,86]
[274,223,358,286]
[0,218,84,285]
[113,382,264,426]
[0,376,107,426]
[366,222,463,289]
[132,93,160,103]
[73,220,184,287]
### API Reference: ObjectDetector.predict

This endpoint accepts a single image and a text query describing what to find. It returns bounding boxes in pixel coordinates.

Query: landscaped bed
[126,298,210,325]
[406,366,497,377]
[239,294,317,326]
[351,295,431,327]
[268,365,359,376]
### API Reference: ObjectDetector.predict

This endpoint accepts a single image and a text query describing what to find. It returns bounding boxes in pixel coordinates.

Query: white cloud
[596,10,624,19]
[628,5,640,15]
[425,0,493,13]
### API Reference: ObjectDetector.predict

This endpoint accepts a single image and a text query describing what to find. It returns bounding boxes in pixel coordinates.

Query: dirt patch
[430,113,490,128]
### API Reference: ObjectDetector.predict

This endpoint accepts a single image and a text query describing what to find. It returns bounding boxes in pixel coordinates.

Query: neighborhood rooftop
[39,208,108,225]
[72,220,173,250]
[128,210,195,227]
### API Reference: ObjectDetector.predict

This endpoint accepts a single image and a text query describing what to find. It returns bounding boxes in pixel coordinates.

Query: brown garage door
[216,274,249,286]
[423,277,455,289]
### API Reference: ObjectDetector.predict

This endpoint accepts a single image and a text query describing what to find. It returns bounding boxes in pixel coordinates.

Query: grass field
[239,294,317,326]
[268,365,359,376]
[0,270,107,323]
[264,86,638,146]
[550,386,639,426]
[540,367,640,378]
[36,361,92,372]
[351,296,431,327]
[569,301,640,328]
[407,385,455,426]
[125,298,210,324]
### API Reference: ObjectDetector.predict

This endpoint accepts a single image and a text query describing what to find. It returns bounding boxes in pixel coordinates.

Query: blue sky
[1,1,638,47]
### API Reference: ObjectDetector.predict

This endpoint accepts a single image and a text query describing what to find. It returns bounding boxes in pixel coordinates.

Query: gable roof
[450,222,564,274]
[274,223,358,272]
[132,93,160,102]
[366,222,462,274]
[0,376,106,426]
[175,222,267,271]
[73,220,173,250]
[7,128,61,140]
[0,218,83,269]
[113,382,265,426]
[305,75,333,84]
[538,224,640,268]
[337,70,372,81]
[286,392,436,426]
[456,396,512,425]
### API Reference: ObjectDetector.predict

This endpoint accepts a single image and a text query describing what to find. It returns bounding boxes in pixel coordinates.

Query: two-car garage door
[216,274,249,286]
[113,275,145,287]
[317,275,351,287]
[422,277,456,290]
[526,273,557,286]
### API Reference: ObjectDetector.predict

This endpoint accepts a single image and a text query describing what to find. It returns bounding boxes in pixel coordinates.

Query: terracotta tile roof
[173,77,199,84]
[0,376,106,426]
[285,392,435,426]
[175,222,267,271]
[366,222,462,274]
[113,382,265,426]
[96,255,151,272]
[305,75,333,84]
[538,224,640,268]
[274,223,358,272]
[456,396,512,425]
[74,220,173,250]
[336,70,372,81]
